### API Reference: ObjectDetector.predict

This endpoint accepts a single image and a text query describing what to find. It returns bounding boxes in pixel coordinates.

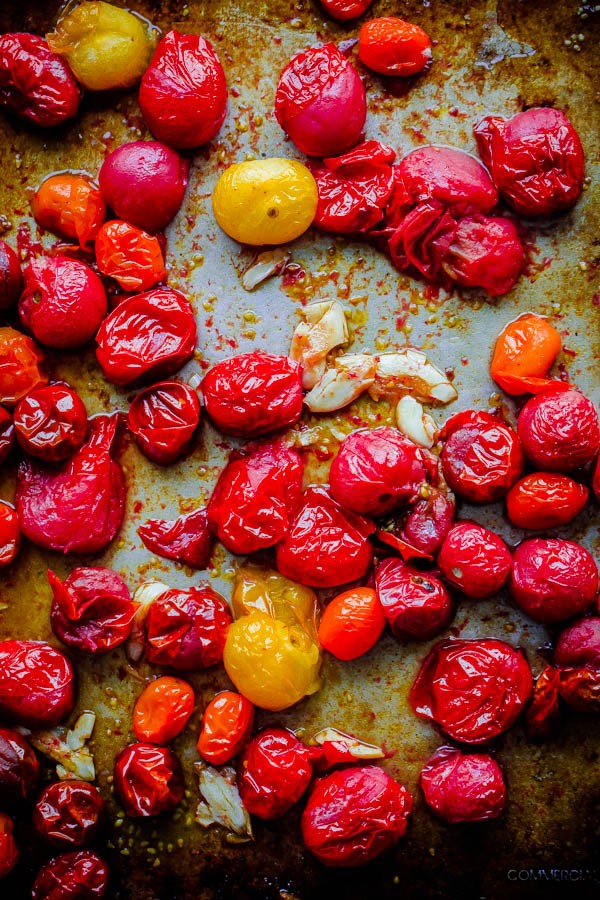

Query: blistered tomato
[436,521,512,599]
[138,507,212,569]
[0,812,18,879]
[359,17,432,77]
[0,640,75,728]
[127,381,200,465]
[13,383,87,462]
[238,728,317,819]
[319,0,374,20]
[554,618,600,668]
[95,220,166,292]
[490,314,562,396]
[506,473,588,530]
[0,239,22,310]
[197,691,254,765]
[0,34,81,126]
[420,746,506,824]
[33,781,104,848]
[0,728,40,807]
[0,502,20,568]
[558,667,600,713]
[0,408,14,465]
[144,586,231,671]
[525,665,560,739]
[375,558,453,640]
[0,327,48,407]
[133,677,195,745]
[232,564,321,642]
[440,214,524,296]
[517,388,600,473]
[114,743,184,818]
[32,173,106,248]
[378,486,455,560]
[31,850,109,899]
[318,587,385,660]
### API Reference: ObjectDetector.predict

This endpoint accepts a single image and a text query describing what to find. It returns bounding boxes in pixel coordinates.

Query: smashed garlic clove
[312,727,385,760]
[21,712,97,781]
[396,395,438,448]
[194,762,253,841]
[126,581,170,663]
[289,300,349,390]
[241,248,290,291]
[368,349,458,405]
[304,354,376,413]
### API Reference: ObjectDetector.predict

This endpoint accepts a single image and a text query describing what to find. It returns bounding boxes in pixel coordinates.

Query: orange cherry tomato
[358,17,432,77]
[317,587,385,661]
[95,220,166,292]
[0,327,48,407]
[197,690,254,765]
[31,173,106,248]
[490,314,562,396]
[133,676,195,745]
[506,473,589,530]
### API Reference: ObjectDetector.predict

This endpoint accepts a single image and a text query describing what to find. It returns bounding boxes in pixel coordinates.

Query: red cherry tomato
[16,414,125,555]
[238,728,317,819]
[0,326,48,407]
[0,239,22,310]
[387,199,457,281]
[138,507,212,569]
[0,502,20,568]
[554,618,600,668]
[0,812,18,880]
[510,538,598,624]
[375,558,453,640]
[276,485,375,589]
[98,140,189,232]
[312,141,396,234]
[127,381,200,465]
[411,638,533,743]
[517,388,600,473]
[275,43,366,158]
[301,765,412,867]
[0,728,40,807]
[13,383,87,462]
[139,30,227,149]
[0,408,14,465]
[441,214,524,296]
[114,743,184,818]
[441,409,524,503]
[31,173,106,249]
[197,691,254,765]
[359,17,432,77]
[524,665,561,739]
[133,677,195,745]
[318,587,385,660]
[0,640,75,728]
[593,454,600,503]
[490,314,562,396]
[33,781,104,849]
[144,585,231,671]
[201,352,303,438]
[318,0,374,21]
[558,666,600,713]
[207,441,303,555]
[380,485,455,560]
[31,850,109,899]
[95,221,166,292]
[506,473,588,530]
[436,521,512,600]
[474,107,585,217]
[420,746,506,823]
[0,34,81,127]
[95,288,197,387]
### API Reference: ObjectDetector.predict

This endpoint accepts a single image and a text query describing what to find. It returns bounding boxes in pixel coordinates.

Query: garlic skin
[369,349,458,405]
[195,762,253,842]
[304,353,376,413]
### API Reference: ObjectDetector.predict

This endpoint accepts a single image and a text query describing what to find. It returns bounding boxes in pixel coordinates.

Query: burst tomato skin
[517,388,600,473]
[0,327,48,407]
[490,314,562,396]
[558,666,600,712]
[525,665,561,739]
[436,521,512,600]
[95,220,166,292]
[31,850,109,899]
[302,765,412,867]
[510,538,598,624]
[506,473,588,530]
[441,214,524,296]
[238,728,317,820]
[359,17,432,77]
[420,746,506,824]
[387,199,457,281]
[0,640,75,728]
[318,587,385,660]
[388,486,455,558]
[318,0,374,21]
[201,352,303,438]
[114,743,184,818]
[32,173,106,248]
[0,408,15,465]
[554,618,600,668]
[197,691,254,765]
[133,677,195,745]
[0,502,20,568]
[33,781,104,849]
[144,586,231,671]
[375,558,453,640]
[127,381,200,465]
[0,239,23,310]
[0,812,18,879]
[14,383,87,462]
[138,507,212,569]
[0,728,40,807]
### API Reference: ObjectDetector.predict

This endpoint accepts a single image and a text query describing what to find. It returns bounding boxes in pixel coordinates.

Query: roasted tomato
[0,812,18,879]
[387,199,457,281]
[95,221,166,292]
[593,454,600,504]
[525,665,561,739]
[13,383,87,462]
[232,564,320,642]
[114,742,183,818]
[517,387,600,473]
[0,640,74,728]
[197,691,254,765]
[207,441,303,555]
[139,30,227,149]
[0,728,40,807]
[276,486,375,589]
[441,410,524,503]
[138,507,212,569]
[0,33,81,126]
[127,381,200,465]
[144,585,231,671]
[0,408,15,465]
[419,746,506,824]
[0,502,20,568]
[318,587,385,660]
[275,43,366,158]
[31,850,109,899]
[0,327,48,407]
[95,288,197,387]
[302,765,412,867]
[380,485,455,559]
[474,107,585,217]
[48,566,136,654]
[201,352,303,438]
[0,239,23,310]
[19,256,108,350]
[375,558,453,640]
[33,781,104,849]
[554,618,600,668]
[558,666,600,713]
[318,0,374,21]
[411,638,532,743]
[98,140,189,232]
[506,473,588,530]
[440,215,524,296]
[510,538,598,624]
[238,728,317,819]
[32,173,106,249]
[436,521,512,600]
[133,677,195,745]
[358,17,432,77]
[16,414,125,555]
[490,314,562,396]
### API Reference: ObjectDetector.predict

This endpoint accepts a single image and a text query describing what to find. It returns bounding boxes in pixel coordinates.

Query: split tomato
[0,327,48,407]
[114,743,184,818]
[490,314,562,396]
[144,586,231,671]
[138,507,212,569]
[33,781,104,848]
[13,383,87,462]
[31,173,106,248]
[127,381,200,465]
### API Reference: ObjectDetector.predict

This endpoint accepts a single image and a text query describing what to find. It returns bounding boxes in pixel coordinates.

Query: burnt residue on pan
[0,1,599,899]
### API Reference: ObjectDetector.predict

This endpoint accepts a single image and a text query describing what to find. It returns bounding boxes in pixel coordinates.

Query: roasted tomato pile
[0,0,597,895]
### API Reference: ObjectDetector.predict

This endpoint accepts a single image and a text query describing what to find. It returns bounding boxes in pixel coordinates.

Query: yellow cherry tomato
[212,158,318,246]
[232,564,320,642]
[223,611,321,712]
[47,1,156,91]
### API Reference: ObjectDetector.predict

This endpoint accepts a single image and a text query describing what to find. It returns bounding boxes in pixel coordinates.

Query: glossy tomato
[32,173,106,249]
[0,408,14,465]
[127,381,200,465]
[375,557,453,640]
[0,327,48,407]
[359,17,432,77]
[506,473,588,529]
[238,728,317,819]
[0,727,40,807]
[0,811,18,879]
[0,239,22,310]
[318,0,374,21]
[0,640,75,728]
[558,666,600,713]
[13,383,87,462]
[441,214,524,296]
[197,691,254,765]
[387,199,457,281]
[138,507,212,569]
[232,564,320,641]
[381,485,455,559]
[33,781,104,848]
[133,677,195,745]
[31,850,109,899]
[419,746,506,823]
[114,742,184,818]
[517,387,600,473]
[524,665,560,739]
[436,521,512,599]
[318,587,385,660]
[554,618,600,668]
[0,501,20,568]
[490,313,562,396]
[95,220,166,292]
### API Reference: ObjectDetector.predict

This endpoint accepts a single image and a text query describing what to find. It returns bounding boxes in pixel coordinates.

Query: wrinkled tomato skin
[238,728,317,820]
[0,326,48,407]
[510,538,598,625]
[14,383,87,462]
[0,727,40,807]
[396,487,455,557]
[95,220,166,292]
[114,743,184,818]
[31,174,106,249]
[319,0,374,21]
[197,691,254,765]
[0,812,18,879]
[301,765,412,867]
[474,107,585,217]
[0,501,20,568]
[208,441,303,555]
[436,521,512,600]
[0,34,81,127]
[0,408,15,465]
[31,849,109,899]
[0,640,75,728]
[0,239,22,310]
[558,666,600,712]
[201,352,303,438]
[127,381,200,465]
[506,473,589,530]
[517,388,600,473]
[375,558,453,640]
[144,586,231,671]
[276,485,375,588]
[33,781,104,849]
[420,746,506,824]
[358,17,432,78]
[139,30,227,149]
[490,313,562,396]
[411,638,533,744]
[525,665,561,739]
[387,199,457,281]
[593,454,600,503]
[138,507,212,569]
[554,617,600,668]
[441,214,524,296]
[133,677,195,745]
